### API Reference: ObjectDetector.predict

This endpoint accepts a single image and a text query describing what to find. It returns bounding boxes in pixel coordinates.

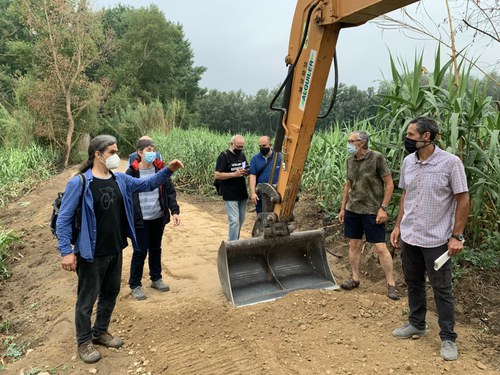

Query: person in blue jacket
[56,134,183,364]
[249,136,281,213]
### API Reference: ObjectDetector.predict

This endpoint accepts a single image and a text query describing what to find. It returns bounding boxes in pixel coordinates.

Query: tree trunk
[63,91,74,168]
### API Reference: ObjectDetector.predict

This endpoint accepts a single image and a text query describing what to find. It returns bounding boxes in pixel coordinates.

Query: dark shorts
[344,210,385,243]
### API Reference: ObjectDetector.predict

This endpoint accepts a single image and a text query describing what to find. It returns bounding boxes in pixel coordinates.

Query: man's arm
[338,180,350,224]
[376,174,394,224]
[214,169,246,180]
[249,174,258,205]
[448,192,469,255]
[390,190,406,248]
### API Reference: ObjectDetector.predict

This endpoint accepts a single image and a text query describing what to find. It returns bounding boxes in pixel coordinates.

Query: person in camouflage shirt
[338,131,399,300]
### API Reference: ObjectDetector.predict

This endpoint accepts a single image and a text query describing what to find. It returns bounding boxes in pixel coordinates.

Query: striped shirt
[138,167,162,220]
[399,146,468,248]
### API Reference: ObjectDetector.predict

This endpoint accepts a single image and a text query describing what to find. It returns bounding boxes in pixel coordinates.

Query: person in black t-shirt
[214,134,249,241]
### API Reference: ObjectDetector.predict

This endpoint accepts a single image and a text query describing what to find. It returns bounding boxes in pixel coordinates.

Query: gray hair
[80,134,117,173]
[230,134,244,145]
[88,135,117,158]
[350,131,369,149]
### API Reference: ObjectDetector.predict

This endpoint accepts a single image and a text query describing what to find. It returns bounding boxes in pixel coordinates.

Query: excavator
[218,0,419,307]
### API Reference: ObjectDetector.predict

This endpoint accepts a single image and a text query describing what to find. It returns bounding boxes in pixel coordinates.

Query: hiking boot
[387,284,400,300]
[92,331,124,349]
[441,340,458,361]
[392,322,427,339]
[340,279,360,290]
[78,340,101,363]
[151,278,170,292]
[131,286,147,300]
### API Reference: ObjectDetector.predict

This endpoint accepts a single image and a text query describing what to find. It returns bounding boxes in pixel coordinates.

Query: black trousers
[129,217,165,289]
[75,252,122,345]
[401,240,457,342]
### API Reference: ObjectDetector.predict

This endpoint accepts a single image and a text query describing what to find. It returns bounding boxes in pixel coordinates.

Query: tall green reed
[0,144,59,206]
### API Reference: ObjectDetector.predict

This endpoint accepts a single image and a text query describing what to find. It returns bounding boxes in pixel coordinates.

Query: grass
[0,228,20,281]
[0,144,60,207]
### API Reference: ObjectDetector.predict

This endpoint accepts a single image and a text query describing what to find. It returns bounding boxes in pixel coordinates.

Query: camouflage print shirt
[346,150,391,215]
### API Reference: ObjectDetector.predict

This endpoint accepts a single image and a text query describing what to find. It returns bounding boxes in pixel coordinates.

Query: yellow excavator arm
[273,0,419,222]
[218,0,419,307]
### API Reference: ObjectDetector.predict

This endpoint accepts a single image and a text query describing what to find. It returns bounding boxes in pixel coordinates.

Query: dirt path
[0,164,498,374]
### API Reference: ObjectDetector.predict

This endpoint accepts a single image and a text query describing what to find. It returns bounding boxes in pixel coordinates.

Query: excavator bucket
[217,229,338,307]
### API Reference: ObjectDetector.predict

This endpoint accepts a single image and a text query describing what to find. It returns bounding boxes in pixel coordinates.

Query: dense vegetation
[0,1,498,280]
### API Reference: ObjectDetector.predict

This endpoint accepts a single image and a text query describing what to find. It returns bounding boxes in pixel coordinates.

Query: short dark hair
[136,139,156,151]
[409,117,439,141]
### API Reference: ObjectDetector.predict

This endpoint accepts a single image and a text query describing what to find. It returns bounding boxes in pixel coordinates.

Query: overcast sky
[95,0,498,94]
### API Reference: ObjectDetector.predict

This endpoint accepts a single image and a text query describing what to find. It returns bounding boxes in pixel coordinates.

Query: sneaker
[387,284,400,300]
[151,278,170,292]
[441,340,458,361]
[131,286,147,300]
[392,322,427,339]
[340,279,360,290]
[92,331,124,349]
[78,340,101,363]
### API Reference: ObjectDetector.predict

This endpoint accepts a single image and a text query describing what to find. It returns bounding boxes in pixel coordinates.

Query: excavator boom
[218,0,419,307]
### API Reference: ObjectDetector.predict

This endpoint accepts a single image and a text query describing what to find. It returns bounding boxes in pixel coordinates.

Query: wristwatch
[380,204,388,211]
[451,234,465,241]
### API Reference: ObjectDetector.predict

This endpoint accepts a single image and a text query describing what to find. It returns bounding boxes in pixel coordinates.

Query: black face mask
[404,137,432,154]
[233,148,242,155]
[404,138,418,153]
[259,147,270,156]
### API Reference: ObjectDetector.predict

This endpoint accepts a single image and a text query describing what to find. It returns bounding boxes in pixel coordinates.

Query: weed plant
[0,144,59,206]
[0,228,19,280]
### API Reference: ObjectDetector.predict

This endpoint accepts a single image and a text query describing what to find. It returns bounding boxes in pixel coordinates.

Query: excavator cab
[217,0,419,307]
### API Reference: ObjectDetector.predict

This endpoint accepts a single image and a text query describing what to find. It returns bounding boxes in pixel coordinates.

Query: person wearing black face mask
[404,135,433,154]
[249,136,281,213]
[391,117,469,362]
[214,134,249,241]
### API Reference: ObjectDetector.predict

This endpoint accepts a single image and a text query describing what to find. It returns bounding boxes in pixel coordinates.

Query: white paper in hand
[434,251,451,271]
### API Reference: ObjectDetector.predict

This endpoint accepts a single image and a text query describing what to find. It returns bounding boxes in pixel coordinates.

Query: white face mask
[103,153,120,170]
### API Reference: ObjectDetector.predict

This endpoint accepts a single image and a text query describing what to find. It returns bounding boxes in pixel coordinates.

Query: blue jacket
[56,167,173,261]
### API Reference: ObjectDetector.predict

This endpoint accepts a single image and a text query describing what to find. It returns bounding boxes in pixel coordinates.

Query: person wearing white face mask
[56,135,183,364]
[126,139,181,300]
[338,131,399,300]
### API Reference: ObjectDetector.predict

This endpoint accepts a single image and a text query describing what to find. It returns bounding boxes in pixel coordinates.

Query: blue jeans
[401,241,457,342]
[129,217,165,289]
[75,252,122,345]
[224,200,247,241]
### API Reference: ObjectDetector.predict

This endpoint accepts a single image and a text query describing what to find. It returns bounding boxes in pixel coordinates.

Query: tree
[19,0,112,167]
[0,0,34,111]
[102,5,205,112]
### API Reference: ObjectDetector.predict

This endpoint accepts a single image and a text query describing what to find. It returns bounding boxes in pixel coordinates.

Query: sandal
[340,278,360,290]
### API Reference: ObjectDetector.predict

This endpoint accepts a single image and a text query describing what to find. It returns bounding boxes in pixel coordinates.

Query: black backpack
[50,173,86,245]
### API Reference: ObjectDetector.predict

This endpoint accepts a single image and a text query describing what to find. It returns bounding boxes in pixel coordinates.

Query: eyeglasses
[258,145,270,148]
[234,145,244,150]
[347,139,361,144]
